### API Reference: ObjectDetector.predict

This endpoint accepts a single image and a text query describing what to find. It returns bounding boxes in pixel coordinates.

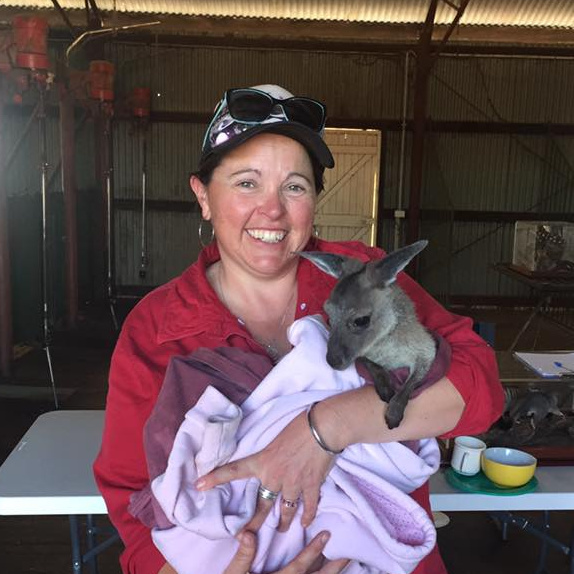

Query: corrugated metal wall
[110,44,405,116]
[431,57,574,123]
[421,57,574,300]
[6,42,574,342]
[106,45,574,303]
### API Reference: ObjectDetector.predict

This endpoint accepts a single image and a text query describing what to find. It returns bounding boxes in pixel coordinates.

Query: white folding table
[430,467,574,512]
[1,409,573,573]
[0,410,115,573]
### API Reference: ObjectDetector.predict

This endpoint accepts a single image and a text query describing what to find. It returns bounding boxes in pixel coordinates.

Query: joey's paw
[385,402,405,430]
[384,413,401,430]
[374,381,394,403]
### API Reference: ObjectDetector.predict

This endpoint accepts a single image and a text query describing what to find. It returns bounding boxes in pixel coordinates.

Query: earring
[313,224,320,237]
[198,219,215,248]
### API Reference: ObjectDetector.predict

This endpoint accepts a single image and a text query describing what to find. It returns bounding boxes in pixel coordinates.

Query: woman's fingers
[300,488,321,528]
[223,529,349,574]
[195,456,255,490]
[223,531,257,574]
[278,531,331,573]
[277,493,300,533]
[196,411,336,534]
[317,558,351,574]
[242,492,276,532]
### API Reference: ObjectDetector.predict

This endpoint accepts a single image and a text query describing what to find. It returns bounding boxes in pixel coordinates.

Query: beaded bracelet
[306,401,344,456]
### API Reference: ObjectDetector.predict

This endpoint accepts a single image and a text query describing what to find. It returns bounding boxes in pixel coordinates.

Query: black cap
[200,84,334,169]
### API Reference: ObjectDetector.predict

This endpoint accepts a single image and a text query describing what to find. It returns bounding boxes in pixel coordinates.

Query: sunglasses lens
[226,89,325,132]
[227,89,273,122]
[284,98,325,131]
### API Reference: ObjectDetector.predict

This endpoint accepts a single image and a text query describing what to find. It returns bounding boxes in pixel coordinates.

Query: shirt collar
[157,237,336,344]
[157,242,229,344]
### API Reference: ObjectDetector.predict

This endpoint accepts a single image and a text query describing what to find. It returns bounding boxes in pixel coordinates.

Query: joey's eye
[352,315,370,329]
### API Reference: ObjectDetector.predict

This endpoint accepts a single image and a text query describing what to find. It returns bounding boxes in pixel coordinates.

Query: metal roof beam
[0,7,570,53]
[50,0,77,38]
[408,0,439,246]
[432,0,471,64]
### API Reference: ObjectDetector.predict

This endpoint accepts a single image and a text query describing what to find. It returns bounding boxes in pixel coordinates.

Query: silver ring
[281,498,298,509]
[258,485,279,501]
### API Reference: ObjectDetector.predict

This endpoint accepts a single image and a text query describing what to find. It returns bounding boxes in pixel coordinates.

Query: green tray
[445,467,538,496]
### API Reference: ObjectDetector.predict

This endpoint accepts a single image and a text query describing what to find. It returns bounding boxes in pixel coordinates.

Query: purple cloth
[129,347,273,529]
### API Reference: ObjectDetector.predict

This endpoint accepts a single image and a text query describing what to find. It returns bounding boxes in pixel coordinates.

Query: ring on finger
[281,497,299,509]
[258,485,279,501]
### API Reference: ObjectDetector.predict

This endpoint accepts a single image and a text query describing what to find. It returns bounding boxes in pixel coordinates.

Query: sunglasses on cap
[225,88,326,131]
[202,87,327,153]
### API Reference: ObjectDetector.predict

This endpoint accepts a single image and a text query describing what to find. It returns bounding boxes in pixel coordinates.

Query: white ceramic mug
[450,436,487,476]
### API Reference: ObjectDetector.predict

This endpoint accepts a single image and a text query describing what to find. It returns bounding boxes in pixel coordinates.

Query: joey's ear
[367,240,428,287]
[295,251,365,279]
[190,175,211,220]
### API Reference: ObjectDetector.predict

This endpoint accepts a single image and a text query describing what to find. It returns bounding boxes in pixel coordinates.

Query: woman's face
[191,133,317,279]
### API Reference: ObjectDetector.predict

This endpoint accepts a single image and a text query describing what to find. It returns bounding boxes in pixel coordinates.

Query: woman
[94,84,504,574]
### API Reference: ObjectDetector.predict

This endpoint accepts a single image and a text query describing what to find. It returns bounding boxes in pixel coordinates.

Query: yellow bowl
[481,447,537,488]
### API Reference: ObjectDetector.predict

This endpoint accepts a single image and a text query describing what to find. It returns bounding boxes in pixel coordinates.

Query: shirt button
[300,303,307,311]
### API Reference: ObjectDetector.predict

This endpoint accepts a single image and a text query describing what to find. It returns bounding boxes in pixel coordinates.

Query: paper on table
[514,351,574,378]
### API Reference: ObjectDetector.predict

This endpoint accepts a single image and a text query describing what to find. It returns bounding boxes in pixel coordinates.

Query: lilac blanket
[130,316,450,574]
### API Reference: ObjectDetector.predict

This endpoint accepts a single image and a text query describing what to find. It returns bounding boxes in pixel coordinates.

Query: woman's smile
[246,228,288,243]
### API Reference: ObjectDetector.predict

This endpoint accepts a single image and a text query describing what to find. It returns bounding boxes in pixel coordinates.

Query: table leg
[569,524,574,574]
[69,515,83,574]
[533,511,550,574]
[81,524,121,566]
[501,519,509,541]
[86,514,99,574]
[508,295,552,352]
[489,511,570,574]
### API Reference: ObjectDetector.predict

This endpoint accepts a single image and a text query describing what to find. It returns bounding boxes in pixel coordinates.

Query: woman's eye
[286,183,306,194]
[238,180,255,189]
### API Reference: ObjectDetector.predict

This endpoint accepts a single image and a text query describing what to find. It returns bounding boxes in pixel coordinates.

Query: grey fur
[298,240,436,429]
[510,390,564,427]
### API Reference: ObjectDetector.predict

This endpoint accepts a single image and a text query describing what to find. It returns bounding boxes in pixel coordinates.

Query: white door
[315,128,381,247]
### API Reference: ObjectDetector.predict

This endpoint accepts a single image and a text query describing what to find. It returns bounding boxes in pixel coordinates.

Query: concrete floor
[1,303,574,574]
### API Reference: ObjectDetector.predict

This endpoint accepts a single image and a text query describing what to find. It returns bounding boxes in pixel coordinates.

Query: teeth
[247,229,286,243]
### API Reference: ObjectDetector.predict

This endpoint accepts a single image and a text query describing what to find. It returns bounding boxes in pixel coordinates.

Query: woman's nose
[258,190,286,218]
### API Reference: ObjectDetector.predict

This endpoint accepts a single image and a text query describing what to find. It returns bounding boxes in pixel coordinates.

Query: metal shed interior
[1,0,574,379]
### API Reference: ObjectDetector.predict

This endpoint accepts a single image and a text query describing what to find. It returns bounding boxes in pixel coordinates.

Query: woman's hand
[196,410,336,532]
[224,530,349,574]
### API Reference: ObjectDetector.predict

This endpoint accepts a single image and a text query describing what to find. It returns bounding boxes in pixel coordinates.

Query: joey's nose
[326,348,347,371]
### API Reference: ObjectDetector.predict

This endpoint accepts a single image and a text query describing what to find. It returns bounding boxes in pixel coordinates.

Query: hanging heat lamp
[88,59,118,329]
[10,15,59,407]
[12,16,50,70]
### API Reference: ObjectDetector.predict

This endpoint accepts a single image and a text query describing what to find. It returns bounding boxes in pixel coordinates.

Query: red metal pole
[60,85,78,328]
[0,77,13,377]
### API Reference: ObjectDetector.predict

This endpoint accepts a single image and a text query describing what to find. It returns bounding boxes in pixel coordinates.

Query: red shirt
[94,238,504,574]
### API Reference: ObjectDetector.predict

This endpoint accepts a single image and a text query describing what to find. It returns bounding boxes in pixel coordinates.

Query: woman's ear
[190,175,211,220]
